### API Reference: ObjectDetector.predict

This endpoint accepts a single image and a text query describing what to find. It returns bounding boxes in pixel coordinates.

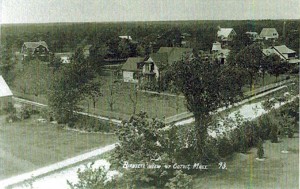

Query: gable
[0,76,13,97]
[122,57,145,71]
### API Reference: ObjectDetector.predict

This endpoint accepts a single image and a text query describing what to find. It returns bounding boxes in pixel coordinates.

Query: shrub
[5,114,20,123]
[257,114,272,140]
[217,137,233,158]
[270,122,279,143]
[19,105,32,120]
[165,170,193,189]
[74,115,113,133]
[257,138,264,159]
[67,163,119,189]
[4,102,16,114]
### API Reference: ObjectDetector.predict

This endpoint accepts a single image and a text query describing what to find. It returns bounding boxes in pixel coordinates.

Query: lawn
[193,133,299,189]
[0,115,117,180]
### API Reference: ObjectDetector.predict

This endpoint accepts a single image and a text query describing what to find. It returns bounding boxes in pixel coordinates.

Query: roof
[260,28,278,37]
[119,36,132,40]
[217,28,235,38]
[157,47,193,64]
[23,41,49,50]
[273,45,295,54]
[246,32,258,35]
[147,53,169,68]
[54,52,74,58]
[262,48,275,56]
[0,76,13,97]
[122,57,145,71]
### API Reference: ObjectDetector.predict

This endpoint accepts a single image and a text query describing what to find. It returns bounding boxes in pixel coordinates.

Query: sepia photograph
[0,0,299,188]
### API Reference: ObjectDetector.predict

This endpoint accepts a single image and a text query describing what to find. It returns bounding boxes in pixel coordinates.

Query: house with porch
[121,57,145,83]
[0,76,13,110]
[217,28,237,45]
[21,41,50,61]
[262,45,299,64]
[211,42,230,64]
[143,47,194,80]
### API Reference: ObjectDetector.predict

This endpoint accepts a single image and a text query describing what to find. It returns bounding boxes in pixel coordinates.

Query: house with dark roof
[143,47,194,80]
[260,28,279,40]
[217,28,237,44]
[121,57,145,83]
[0,75,13,110]
[262,45,299,64]
[21,41,50,60]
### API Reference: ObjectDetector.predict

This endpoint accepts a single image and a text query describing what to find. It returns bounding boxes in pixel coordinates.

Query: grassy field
[0,115,117,180]
[193,133,299,189]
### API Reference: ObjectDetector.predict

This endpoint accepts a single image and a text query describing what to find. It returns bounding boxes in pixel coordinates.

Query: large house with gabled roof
[260,28,279,40]
[217,28,237,45]
[262,45,299,64]
[21,41,50,61]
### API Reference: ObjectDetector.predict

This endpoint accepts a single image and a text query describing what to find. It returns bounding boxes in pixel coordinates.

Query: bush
[217,137,233,158]
[270,122,279,143]
[19,105,32,120]
[4,103,16,114]
[74,115,113,132]
[165,170,193,189]
[257,138,264,159]
[6,114,20,123]
[67,163,120,189]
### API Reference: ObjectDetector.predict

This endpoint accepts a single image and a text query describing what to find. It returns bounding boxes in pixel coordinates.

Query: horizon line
[1,18,300,25]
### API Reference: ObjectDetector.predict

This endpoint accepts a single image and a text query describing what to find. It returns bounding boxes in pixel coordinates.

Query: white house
[260,28,279,40]
[0,75,13,110]
[121,57,145,83]
[262,45,299,64]
[217,28,237,43]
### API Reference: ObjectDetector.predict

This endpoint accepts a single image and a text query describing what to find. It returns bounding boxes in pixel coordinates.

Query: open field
[0,115,117,180]
[193,133,299,189]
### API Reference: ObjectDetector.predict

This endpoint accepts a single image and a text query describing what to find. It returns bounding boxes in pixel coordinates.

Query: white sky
[1,0,300,24]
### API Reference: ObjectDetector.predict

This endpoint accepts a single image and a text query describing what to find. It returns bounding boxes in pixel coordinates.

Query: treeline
[1,19,299,54]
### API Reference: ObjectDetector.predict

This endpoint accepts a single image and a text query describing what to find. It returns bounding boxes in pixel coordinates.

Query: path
[0,144,116,188]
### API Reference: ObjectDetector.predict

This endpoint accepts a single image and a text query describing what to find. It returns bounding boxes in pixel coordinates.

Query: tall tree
[233,44,262,91]
[171,59,244,161]
[266,54,290,82]
[48,48,99,125]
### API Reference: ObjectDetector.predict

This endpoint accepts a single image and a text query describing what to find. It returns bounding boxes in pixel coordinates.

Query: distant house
[0,75,13,110]
[211,42,230,64]
[21,41,50,60]
[54,52,74,64]
[245,32,261,41]
[262,45,299,64]
[260,28,279,40]
[143,47,194,80]
[83,45,93,58]
[121,57,145,83]
[217,28,237,44]
[119,36,132,40]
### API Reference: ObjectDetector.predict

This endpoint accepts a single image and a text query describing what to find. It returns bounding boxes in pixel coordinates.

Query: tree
[48,48,99,125]
[233,44,263,91]
[129,84,138,114]
[107,80,119,111]
[266,54,290,82]
[49,54,62,73]
[171,59,244,161]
